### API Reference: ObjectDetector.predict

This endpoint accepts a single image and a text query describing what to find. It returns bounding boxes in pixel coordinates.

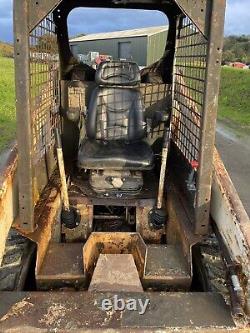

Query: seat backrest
[86,61,146,141]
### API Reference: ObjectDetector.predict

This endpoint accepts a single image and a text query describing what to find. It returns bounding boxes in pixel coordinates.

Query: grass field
[0,41,14,58]
[0,56,15,152]
[0,56,249,152]
[218,66,250,128]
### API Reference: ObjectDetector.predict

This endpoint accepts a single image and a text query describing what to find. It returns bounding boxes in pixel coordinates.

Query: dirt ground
[216,122,250,217]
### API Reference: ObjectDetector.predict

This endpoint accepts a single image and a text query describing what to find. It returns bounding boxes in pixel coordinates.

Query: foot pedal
[89,254,143,292]
[143,245,191,290]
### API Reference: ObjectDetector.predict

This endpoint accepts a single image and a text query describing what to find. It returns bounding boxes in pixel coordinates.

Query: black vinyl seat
[78,140,153,170]
[78,61,154,171]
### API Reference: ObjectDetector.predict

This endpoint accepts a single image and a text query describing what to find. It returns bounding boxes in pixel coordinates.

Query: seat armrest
[147,110,170,130]
[154,110,169,123]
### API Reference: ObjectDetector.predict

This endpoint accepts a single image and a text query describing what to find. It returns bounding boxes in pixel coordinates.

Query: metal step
[143,245,191,290]
[36,243,86,290]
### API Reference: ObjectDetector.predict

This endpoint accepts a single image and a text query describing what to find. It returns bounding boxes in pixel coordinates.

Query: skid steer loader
[0,0,250,331]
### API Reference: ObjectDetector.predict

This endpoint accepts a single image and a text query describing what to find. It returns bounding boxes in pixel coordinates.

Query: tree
[222,50,235,63]
[223,35,250,63]
[36,34,57,54]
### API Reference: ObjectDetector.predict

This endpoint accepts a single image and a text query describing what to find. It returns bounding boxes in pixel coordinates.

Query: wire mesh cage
[29,13,60,164]
[172,16,208,165]
[140,83,171,140]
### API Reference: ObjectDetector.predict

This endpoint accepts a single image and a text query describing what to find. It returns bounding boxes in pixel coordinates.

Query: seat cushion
[78,140,154,170]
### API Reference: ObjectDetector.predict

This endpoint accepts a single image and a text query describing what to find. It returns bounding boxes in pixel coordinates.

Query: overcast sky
[0,0,249,42]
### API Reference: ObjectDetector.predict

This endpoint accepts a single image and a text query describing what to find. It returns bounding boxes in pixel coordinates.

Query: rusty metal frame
[0,146,18,265]
[211,149,250,314]
[83,232,147,279]
[14,173,62,278]
[28,0,211,38]
[14,0,34,232]
[28,0,63,31]
[195,0,226,234]
[174,0,211,37]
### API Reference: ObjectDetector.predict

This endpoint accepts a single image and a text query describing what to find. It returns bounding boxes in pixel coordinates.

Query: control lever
[149,126,169,230]
[54,128,76,229]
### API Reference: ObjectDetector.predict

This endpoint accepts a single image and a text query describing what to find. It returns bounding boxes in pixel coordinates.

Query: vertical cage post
[14,0,35,232]
[195,0,226,234]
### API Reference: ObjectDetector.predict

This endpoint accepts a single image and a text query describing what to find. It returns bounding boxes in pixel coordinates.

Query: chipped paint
[211,149,250,314]
[0,146,18,265]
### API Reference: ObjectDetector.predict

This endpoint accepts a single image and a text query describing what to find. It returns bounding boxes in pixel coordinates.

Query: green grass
[0,56,16,151]
[218,66,250,128]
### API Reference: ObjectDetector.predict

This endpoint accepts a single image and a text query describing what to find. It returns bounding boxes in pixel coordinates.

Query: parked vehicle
[76,52,112,68]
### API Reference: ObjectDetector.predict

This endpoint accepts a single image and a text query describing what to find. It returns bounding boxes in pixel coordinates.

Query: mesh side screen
[172,17,208,164]
[140,83,171,139]
[29,13,60,164]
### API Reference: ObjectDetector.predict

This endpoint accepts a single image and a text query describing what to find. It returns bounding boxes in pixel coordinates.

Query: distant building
[69,26,168,67]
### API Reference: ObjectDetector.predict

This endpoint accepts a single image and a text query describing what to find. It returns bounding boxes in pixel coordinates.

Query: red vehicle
[95,54,113,65]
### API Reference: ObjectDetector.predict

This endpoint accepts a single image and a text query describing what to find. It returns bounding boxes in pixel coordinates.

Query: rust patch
[83,232,146,279]
[0,145,17,187]
[0,145,18,205]
[13,172,62,275]
[0,299,34,323]
[136,206,165,243]
[0,145,18,265]
[38,303,67,327]
[213,149,250,248]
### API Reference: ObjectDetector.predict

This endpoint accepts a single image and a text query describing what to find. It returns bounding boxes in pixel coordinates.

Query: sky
[0,0,249,43]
